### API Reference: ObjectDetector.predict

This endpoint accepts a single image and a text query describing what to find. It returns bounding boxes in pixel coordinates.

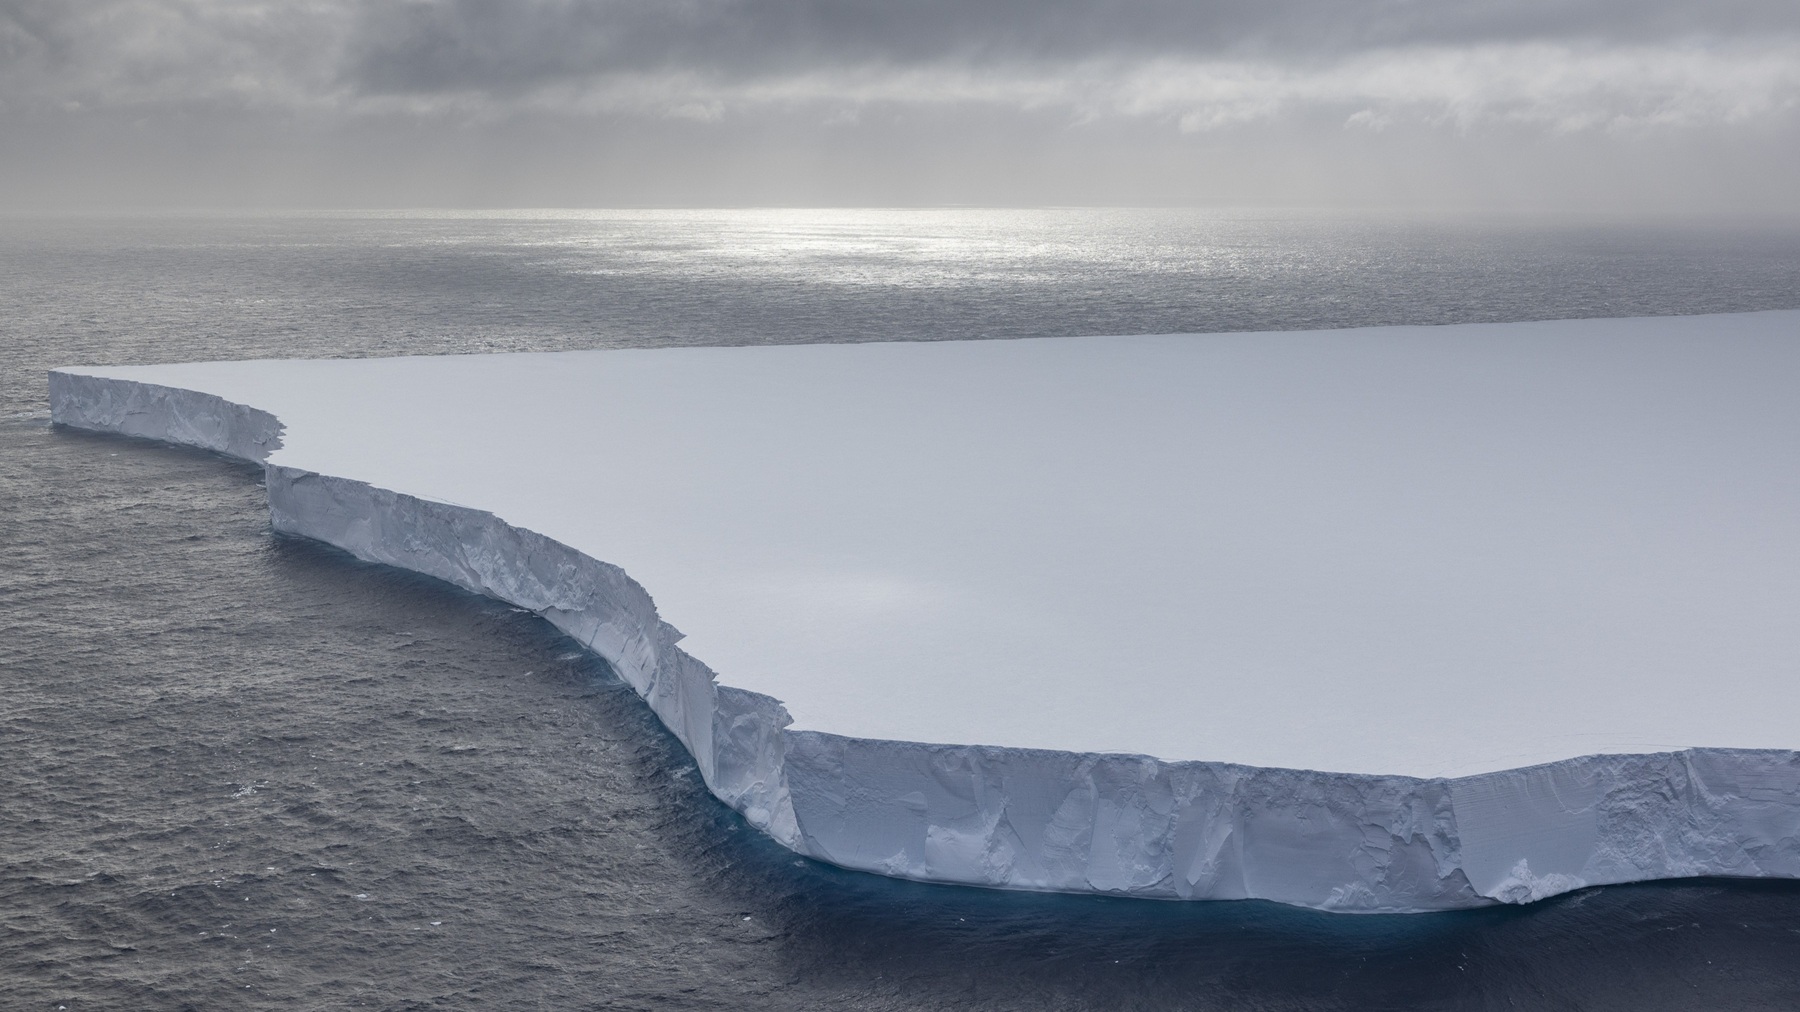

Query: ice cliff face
[48,368,1800,913]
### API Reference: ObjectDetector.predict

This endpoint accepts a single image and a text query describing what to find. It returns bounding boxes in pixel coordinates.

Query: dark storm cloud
[2,0,1797,209]
[4,0,1797,111]
[340,0,1800,96]
[325,0,1800,141]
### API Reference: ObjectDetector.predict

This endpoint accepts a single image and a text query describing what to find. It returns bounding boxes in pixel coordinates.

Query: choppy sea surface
[4,208,1800,1011]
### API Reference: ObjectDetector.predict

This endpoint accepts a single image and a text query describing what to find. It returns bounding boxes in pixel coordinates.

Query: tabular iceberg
[49,311,1800,912]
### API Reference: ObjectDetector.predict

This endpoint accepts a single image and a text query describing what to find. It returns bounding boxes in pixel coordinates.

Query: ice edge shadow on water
[17,413,1800,1011]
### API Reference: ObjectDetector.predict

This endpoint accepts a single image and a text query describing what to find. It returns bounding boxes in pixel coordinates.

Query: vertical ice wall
[49,364,1800,912]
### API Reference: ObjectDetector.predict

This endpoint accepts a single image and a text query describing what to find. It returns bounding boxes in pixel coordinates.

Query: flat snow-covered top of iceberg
[65,311,1800,778]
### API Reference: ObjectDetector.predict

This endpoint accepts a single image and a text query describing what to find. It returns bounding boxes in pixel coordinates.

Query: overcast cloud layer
[3,0,1798,208]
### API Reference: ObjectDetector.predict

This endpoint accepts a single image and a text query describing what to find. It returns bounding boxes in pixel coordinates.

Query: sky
[2,0,1798,210]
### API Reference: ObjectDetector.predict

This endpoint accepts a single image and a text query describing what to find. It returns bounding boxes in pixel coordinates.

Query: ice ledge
[48,367,1800,913]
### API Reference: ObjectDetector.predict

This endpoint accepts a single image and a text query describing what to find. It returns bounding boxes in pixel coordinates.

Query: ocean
[4,208,1800,1010]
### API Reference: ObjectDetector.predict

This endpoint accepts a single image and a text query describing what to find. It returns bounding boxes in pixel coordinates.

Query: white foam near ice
[49,310,1800,911]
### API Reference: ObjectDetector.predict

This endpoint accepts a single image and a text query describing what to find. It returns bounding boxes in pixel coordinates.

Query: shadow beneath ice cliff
[690,762,1800,1011]
[246,455,1800,1012]
[29,426,1799,1012]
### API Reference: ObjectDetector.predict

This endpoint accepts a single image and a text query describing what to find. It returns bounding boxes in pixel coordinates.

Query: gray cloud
[2,0,1797,209]
[7,0,1798,110]
[342,0,1800,95]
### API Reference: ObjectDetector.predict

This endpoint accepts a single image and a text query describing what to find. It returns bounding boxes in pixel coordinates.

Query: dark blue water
[5,209,1800,1010]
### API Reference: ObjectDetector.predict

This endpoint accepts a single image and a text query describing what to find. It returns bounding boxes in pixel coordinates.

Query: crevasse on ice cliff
[48,362,1800,913]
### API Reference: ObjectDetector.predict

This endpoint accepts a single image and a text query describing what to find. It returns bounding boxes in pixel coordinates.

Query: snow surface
[50,311,1800,910]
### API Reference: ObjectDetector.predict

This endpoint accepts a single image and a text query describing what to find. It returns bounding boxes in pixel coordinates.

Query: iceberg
[48,310,1800,912]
